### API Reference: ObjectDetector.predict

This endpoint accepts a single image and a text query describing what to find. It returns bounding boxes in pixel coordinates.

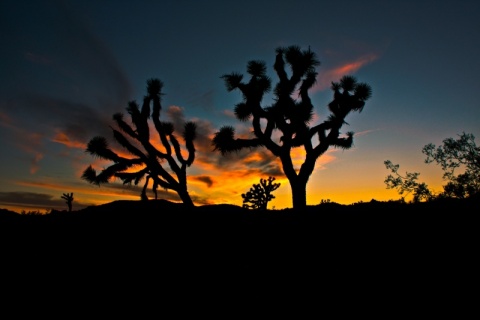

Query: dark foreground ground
[1,197,478,316]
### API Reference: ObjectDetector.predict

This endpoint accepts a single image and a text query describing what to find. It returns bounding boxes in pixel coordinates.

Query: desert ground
[1,197,477,315]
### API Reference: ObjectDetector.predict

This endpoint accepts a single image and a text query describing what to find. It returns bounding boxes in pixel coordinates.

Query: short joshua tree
[61,192,74,212]
[242,176,281,210]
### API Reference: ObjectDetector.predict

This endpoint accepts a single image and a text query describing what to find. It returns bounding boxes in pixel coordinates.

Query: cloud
[0,191,92,212]
[313,53,379,92]
[222,110,236,118]
[165,105,186,132]
[184,89,215,113]
[0,111,14,128]
[0,0,134,177]
[191,175,214,188]
[30,153,44,174]
[0,121,46,175]
[13,176,184,205]
[189,117,220,157]
[52,130,87,150]
[354,128,382,138]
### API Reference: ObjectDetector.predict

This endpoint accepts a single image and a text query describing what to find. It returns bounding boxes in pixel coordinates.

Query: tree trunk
[178,188,195,208]
[280,153,309,210]
[290,179,307,210]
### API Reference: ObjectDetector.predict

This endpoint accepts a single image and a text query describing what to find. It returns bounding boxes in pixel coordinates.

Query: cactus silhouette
[213,45,372,209]
[81,78,197,207]
[242,176,280,210]
[61,192,74,212]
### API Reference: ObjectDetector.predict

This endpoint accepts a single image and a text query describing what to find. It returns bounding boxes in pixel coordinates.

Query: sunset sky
[1,0,479,213]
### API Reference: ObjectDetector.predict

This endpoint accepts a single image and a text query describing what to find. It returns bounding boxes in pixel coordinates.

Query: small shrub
[242,177,280,210]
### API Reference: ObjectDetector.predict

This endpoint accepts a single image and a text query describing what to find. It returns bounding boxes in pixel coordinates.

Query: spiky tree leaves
[242,176,281,210]
[82,78,197,207]
[212,125,263,155]
[213,45,372,209]
[328,75,372,117]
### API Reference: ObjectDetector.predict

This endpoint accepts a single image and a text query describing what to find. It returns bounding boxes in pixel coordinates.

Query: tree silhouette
[423,132,480,198]
[61,192,74,212]
[212,45,372,209]
[242,176,281,210]
[383,160,433,202]
[385,132,480,201]
[81,78,197,207]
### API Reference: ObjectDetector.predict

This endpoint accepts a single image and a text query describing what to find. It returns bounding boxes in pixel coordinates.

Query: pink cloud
[29,153,44,174]
[0,111,14,128]
[354,128,383,138]
[222,110,236,118]
[0,116,47,175]
[313,53,379,92]
[52,130,86,149]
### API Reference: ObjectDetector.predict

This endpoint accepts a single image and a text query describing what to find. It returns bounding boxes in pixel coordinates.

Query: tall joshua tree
[212,45,372,209]
[82,78,197,207]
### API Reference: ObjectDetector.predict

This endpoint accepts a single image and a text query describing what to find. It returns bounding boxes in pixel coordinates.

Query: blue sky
[0,0,479,212]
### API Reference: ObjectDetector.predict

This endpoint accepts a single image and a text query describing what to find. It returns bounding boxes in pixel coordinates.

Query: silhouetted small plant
[242,177,280,210]
[61,192,74,212]
[320,199,331,204]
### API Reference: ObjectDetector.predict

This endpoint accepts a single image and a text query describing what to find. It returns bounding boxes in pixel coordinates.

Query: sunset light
[0,0,478,213]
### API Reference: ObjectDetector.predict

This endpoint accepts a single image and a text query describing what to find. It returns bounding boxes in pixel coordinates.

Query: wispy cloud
[0,120,46,175]
[52,130,87,149]
[0,190,92,212]
[0,0,134,179]
[30,153,44,174]
[191,175,214,188]
[354,128,383,138]
[313,53,379,92]
[0,111,14,128]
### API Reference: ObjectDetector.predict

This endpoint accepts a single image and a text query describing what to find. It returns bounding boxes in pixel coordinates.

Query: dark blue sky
[0,0,479,212]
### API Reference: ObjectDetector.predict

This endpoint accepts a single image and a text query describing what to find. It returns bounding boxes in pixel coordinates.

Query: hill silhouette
[1,197,478,314]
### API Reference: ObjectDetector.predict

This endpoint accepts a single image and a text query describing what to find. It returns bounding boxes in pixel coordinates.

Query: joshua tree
[242,176,281,210]
[212,45,372,209]
[82,78,197,207]
[61,192,74,212]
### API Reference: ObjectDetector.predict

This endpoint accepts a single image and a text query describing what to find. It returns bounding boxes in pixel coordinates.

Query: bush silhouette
[385,132,480,201]
[242,176,280,210]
